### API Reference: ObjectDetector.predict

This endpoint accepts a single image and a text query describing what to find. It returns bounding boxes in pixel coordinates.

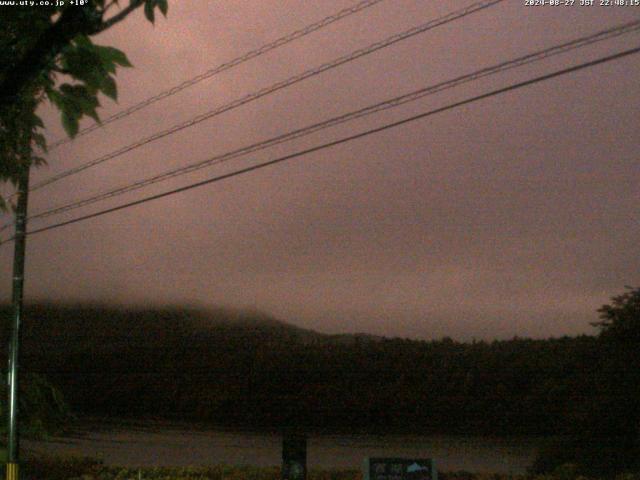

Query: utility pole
[6,165,30,480]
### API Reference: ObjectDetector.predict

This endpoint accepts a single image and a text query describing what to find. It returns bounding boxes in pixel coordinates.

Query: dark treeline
[0,303,619,437]
[3,293,640,475]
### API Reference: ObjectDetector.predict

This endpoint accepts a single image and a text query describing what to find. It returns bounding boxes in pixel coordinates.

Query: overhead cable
[29,0,504,193]
[47,0,387,149]
[8,45,637,241]
[11,18,640,228]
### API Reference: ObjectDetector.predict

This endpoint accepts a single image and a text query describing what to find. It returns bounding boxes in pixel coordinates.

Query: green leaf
[144,0,155,23]
[59,97,82,117]
[57,84,102,135]
[59,84,98,114]
[61,46,108,90]
[32,132,48,153]
[157,0,168,16]
[86,108,101,124]
[100,75,117,101]
[31,113,44,129]
[74,34,93,49]
[61,111,79,138]
[96,45,132,68]
[47,89,63,109]
[31,155,47,167]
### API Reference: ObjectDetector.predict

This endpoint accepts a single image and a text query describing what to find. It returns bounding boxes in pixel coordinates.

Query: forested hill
[0,303,605,435]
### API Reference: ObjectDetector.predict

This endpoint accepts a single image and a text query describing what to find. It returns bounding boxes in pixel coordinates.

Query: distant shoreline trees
[0,287,637,475]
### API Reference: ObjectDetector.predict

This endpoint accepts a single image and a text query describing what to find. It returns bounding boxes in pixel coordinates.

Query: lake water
[25,423,540,474]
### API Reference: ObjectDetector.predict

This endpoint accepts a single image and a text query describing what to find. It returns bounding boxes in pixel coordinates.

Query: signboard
[364,458,437,480]
[282,433,307,480]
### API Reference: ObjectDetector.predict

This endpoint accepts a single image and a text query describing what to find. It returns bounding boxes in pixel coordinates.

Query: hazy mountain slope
[0,303,322,355]
[0,303,602,436]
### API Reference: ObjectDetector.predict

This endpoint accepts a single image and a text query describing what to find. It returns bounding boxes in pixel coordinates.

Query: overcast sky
[1,0,638,340]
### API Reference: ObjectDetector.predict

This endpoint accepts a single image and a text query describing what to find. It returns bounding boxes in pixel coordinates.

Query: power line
[28,0,504,193]
[11,45,639,242]
[10,19,640,229]
[47,0,387,149]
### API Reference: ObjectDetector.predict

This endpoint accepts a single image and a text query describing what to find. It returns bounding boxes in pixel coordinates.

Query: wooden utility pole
[6,166,30,480]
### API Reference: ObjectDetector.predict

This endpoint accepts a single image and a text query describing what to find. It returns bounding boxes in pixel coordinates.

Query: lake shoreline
[63,415,551,440]
[24,418,541,474]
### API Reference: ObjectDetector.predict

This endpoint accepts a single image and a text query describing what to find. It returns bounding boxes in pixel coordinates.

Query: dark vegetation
[1,0,168,213]
[0,372,71,440]
[7,454,640,480]
[8,454,640,480]
[0,287,638,476]
[0,304,597,434]
[2,454,556,480]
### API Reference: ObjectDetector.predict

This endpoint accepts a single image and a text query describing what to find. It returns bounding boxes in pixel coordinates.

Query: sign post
[364,458,437,480]
[282,432,307,480]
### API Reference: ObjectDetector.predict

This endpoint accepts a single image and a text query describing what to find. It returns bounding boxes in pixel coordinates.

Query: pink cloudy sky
[1,0,638,340]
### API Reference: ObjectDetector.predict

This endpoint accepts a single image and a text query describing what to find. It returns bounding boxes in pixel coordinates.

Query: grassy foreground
[8,455,353,480]
[1,455,638,480]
